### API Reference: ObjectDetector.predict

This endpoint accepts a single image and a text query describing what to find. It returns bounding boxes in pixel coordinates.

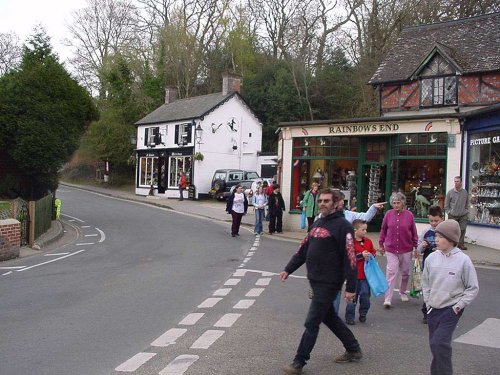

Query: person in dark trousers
[225,184,248,237]
[280,188,362,375]
[267,183,285,234]
[423,220,479,375]
[444,176,469,250]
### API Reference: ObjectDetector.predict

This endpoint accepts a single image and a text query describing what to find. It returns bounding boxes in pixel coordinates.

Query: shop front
[464,105,500,248]
[136,147,193,198]
[279,116,462,231]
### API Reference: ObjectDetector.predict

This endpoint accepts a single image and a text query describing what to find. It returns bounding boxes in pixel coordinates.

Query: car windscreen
[245,172,259,179]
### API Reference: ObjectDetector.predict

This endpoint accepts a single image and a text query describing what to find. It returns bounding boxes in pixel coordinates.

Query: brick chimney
[222,73,241,95]
[165,86,178,104]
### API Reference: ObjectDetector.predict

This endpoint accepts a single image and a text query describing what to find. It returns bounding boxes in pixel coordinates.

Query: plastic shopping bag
[364,254,389,297]
[300,211,306,230]
[409,257,423,298]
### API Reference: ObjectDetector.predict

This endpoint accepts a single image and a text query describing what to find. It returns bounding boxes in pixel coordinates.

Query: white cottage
[134,75,263,199]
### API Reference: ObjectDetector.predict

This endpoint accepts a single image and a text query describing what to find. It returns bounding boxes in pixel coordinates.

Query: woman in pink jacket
[379,192,418,308]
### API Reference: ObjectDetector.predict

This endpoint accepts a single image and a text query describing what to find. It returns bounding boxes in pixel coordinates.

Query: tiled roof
[370,13,500,84]
[135,92,237,125]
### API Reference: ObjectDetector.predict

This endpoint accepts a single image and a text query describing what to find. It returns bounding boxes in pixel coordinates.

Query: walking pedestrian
[252,186,267,235]
[423,219,479,375]
[444,176,469,250]
[226,184,248,237]
[302,182,319,231]
[280,188,362,375]
[268,184,285,234]
[378,192,418,308]
[178,171,187,201]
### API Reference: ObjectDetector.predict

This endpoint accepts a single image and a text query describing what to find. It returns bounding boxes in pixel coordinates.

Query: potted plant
[194,152,204,161]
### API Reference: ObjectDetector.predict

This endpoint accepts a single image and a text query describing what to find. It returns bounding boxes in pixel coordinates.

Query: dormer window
[418,52,458,108]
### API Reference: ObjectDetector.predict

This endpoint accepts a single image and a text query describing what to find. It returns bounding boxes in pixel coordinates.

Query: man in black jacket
[268,184,285,234]
[280,188,362,375]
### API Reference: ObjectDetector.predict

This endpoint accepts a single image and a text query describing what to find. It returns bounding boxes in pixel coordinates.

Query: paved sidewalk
[45,182,500,268]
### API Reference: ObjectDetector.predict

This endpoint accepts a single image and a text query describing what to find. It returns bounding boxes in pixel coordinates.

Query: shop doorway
[358,138,390,231]
[158,157,167,194]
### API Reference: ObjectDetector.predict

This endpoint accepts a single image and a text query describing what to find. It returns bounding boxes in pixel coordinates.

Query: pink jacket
[379,209,418,254]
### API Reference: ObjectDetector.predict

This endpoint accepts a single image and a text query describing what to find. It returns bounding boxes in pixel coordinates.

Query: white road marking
[84,234,98,237]
[179,313,205,326]
[81,225,91,228]
[44,253,69,256]
[158,355,199,375]
[0,266,26,269]
[246,288,265,297]
[95,227,106,242]
[250,246,258,251]
[233,269,277,277]
[198,298,222,308]
[68,219,76,222]
[247,251,255,256]
[115,352,156,372]
[151,328,187,347]
[2,271,12,275]
[190,330,225,349]
[256,278,272,286]
[455,318,500,349]
[224,278,241,286]
[17,250,86,272]
[214,313,241,328]
[61,213,85,222]
[242,257,251,263]
[76,242,94,246]
[213,288,232,296]
[233,299,255,309]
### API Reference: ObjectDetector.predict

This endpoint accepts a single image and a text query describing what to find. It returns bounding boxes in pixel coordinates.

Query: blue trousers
[427,306,463,375]
[254,208,264,234]
[345,279,371,321]
[294,282,360,366]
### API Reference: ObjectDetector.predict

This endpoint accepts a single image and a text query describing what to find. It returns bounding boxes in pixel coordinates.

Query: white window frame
[139,156,158,187]
[176,123,191,145]
[168,156,191,188]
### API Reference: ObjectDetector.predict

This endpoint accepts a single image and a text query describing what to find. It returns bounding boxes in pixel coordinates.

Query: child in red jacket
[344,219,376,325]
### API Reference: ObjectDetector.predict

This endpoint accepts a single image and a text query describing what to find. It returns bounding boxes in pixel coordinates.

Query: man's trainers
[400,294,409,302]
[359,315,367,323]
[346,319,355,325]
[283,361,304,374]
[383,301,392,309]
[334,350,363,363]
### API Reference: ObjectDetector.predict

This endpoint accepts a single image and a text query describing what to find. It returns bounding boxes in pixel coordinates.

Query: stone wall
[0,219,21,261]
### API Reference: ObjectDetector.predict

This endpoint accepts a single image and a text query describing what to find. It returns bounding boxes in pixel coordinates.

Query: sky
[0,0,88,62]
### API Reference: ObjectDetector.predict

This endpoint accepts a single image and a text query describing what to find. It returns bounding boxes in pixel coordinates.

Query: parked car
[250,178,275,194]
[209,169,260,200]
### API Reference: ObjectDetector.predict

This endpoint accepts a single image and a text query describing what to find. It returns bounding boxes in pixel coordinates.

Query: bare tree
[0,32,22,75]
[65,0,140,98]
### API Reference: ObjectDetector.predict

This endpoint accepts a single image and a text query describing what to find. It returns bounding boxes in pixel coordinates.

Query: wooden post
[28,201,35,248]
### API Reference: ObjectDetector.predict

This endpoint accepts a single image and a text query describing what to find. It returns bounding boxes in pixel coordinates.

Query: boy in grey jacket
[422,220,479,375]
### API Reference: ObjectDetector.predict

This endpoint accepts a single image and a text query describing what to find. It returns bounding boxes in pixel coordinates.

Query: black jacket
[284,210,357,292]
[268,192,285,214]
[226,192,248,214]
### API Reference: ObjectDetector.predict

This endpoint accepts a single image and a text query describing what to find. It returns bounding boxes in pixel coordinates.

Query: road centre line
[158,355,199,375]
[198,298,223,308]
[213,288,232,296]
[81,225,91,228]
[246,288,265,297]
[0,266,26,269]
[84,234,98,237]
[61,213,85,222]
[44,253,70,256]
[214,313,241,328]
[17,250,86,272]
[179,313,205,326]
[2,271,12,276]
[151,328,187,347]
[256,278,272,286]
[115,352,157,372]
[75,242,94,246]
[224,278,241,286]
[190,330,225,349]
[233,299,255,309]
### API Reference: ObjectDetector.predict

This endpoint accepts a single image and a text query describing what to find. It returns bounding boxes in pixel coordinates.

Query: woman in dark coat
[268,184,285,234]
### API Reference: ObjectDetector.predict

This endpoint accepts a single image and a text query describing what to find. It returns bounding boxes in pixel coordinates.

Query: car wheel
[213,179,226,192]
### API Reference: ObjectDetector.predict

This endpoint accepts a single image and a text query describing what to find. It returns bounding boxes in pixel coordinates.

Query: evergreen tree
[0,31,98,199]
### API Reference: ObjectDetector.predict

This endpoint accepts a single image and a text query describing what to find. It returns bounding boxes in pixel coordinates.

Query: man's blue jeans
[345,280,371,321]
[294,282,361,365]
[427,306,463,375]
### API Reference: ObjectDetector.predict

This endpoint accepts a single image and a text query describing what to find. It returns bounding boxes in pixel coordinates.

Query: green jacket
[302,189,319,217]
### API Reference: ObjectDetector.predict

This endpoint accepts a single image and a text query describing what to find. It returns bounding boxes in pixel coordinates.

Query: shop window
[391,133,447,220]
[139,157,158,187]
[169,156,191,187]
[468,131,500,226]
